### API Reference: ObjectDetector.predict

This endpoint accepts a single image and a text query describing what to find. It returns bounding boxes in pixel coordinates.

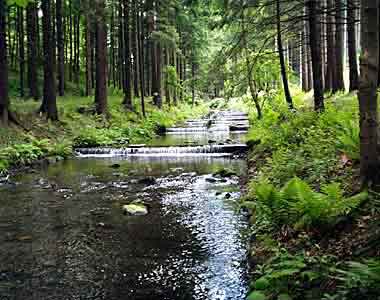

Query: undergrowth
[244,91,379,300]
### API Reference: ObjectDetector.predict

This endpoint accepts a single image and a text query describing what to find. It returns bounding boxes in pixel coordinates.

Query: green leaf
[277,294,292,300]
[247,291,267,300]
[253,277,270,290]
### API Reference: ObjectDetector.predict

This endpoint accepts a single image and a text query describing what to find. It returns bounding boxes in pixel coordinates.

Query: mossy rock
[122,203,148,216]
[213,168,237,178]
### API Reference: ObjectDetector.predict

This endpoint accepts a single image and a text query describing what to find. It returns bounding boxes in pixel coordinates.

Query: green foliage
[246,93,359,189]
[250,177,368,231]
[336,121,360,161]
[249,250,335,300]
[325,260,380,300]
[247,291,267,300]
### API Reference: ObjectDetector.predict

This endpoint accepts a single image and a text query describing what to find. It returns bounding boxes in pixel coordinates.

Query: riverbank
[0,94,208,175]
[243,92,380,300]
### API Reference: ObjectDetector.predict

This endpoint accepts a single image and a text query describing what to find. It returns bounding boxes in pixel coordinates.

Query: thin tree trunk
[41,0,58,121]
[308,0,325,111]
[348,0,359,91]
[137,2,145,117]
[276,0,293,109]
[123,0,133,109]
[0,0,9,125]
[27,2,39,100]
[69,1,73,81]
[358,0,379,185]
[165,47,171,106]
[335,0,345,90]
[326,0,337,91]
[17,7,25,98]
[85,3,92,96]
[301,30,309,91]
[132,0,139,97]
[95,0,108,114]
[56,0,65,96]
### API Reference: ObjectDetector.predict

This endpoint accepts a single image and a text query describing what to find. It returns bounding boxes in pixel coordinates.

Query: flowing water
[0,111,250,300]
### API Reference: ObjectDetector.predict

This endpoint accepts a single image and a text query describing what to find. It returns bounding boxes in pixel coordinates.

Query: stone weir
[166,110,250,134]
[75,144,248,158]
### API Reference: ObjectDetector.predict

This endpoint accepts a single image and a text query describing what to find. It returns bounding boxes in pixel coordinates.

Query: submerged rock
[110,164,121,169]
[206,177,218,183]
[138,177,156,185]
[122,203,148,216]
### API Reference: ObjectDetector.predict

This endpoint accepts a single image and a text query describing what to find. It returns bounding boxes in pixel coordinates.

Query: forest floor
[243,92,380,300]
[0,94,208,174]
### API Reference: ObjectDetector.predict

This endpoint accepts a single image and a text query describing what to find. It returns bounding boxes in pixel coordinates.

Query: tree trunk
[137,3,145,117]
[301,30,309,91]
[335,0,345,91]
[27,2,39,100]
[69,1,73,82]
[132,0,139,97]
[358,0,379,186]
[56,0,65,96]
[85,2,92,96]
[165,47,171,106]
[326,0,337,91]
[0,0,9,125]
[348,0,359,91]
[95,0,108,115]
[191,51,195,106]
[307,0,325,111]
[41,0,58,121]
[123,0,133,110]
[276,0,294,109]
[17,7,25,98]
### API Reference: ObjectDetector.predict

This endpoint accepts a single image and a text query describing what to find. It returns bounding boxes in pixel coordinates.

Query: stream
[0,111,250,300]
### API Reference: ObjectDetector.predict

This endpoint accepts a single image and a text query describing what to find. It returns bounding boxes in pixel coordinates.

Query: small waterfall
[76,144,248,157]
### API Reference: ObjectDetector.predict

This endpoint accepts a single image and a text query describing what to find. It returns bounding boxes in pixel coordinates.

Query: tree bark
[85,1,92,96]
[276,0,294,109]
[0,0,9,125]
[137,2,145,117]
[358,0,379,186]
[335,0,345,91]
[41,0,58,121]
[95,0,108,115]
[348,0,359,91]
[132,0,139,97]
[326,0,337,91]
[56,0,65,96]
[17,7,25,98]
[27,2,39,100]
[123,0,133,110]
[307,0,325,111]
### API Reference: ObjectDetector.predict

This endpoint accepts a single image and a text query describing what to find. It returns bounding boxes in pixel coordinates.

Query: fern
[252,178,368,231]
[336,121,360,160]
